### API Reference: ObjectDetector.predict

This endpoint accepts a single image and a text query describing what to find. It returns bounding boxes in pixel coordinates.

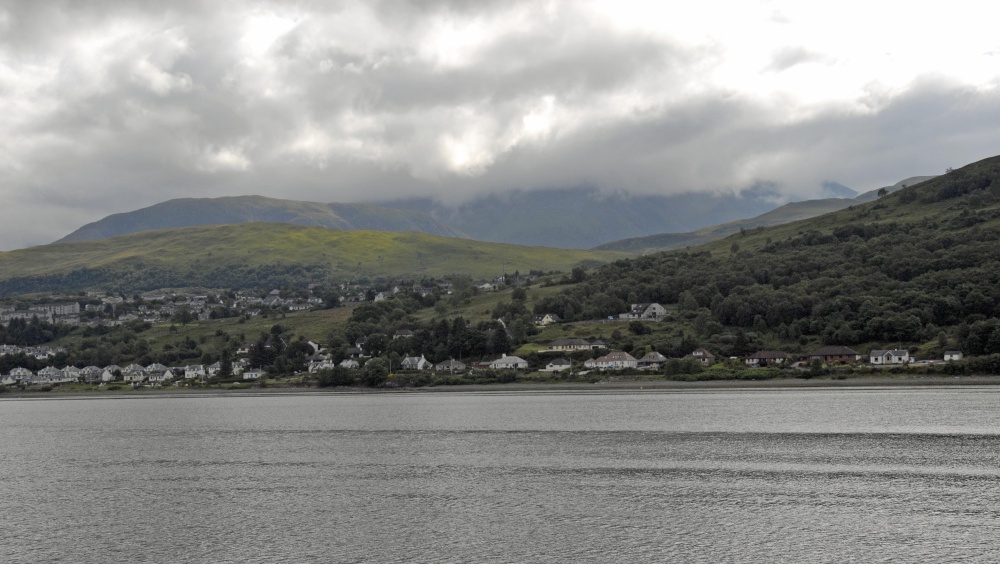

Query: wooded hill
[595,176,935,254]
[536,155,1000,357]
[0,224,623,295]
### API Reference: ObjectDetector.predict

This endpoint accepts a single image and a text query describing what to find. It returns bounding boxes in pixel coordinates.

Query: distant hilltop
[56,195,467,243]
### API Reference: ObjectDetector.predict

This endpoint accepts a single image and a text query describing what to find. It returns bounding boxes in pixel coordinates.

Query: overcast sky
[3,0,1000,249]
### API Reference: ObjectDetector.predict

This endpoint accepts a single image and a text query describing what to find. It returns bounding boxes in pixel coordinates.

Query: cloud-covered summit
[2,1,1000,249]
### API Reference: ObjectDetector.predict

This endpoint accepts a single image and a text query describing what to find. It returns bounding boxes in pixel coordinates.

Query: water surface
[2,388,999,562]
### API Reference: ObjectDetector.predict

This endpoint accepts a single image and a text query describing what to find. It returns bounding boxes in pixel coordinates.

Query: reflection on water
[2,389,1000,563]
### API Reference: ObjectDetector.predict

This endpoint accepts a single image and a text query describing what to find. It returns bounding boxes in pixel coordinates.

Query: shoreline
[4,375,1000,399]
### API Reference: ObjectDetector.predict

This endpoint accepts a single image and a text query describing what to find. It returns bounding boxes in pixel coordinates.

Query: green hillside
[56,195,466,243]
[535,155,1000,358]
[595,198,856,253]
[0,223,623,294]
[595,176,938,254]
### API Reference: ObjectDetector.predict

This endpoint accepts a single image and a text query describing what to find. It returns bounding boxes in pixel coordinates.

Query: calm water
[2,388,1000,563]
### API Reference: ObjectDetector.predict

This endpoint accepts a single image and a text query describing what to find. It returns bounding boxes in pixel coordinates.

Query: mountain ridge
[56,195,468,243]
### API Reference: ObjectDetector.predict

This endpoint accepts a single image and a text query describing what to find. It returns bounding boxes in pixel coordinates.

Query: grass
[0,224,628,283]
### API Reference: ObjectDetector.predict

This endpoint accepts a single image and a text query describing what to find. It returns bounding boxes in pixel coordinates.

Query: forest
[534,155,1000,357]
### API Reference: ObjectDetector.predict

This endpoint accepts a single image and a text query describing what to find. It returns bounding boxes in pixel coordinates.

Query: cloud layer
[2,0,1000,248]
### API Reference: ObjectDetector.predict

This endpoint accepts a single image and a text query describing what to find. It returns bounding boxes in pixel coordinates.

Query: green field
[0,223,628,293]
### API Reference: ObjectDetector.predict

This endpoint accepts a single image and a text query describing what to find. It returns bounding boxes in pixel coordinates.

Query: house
[808,346,862,363]
[619,303,668,321]
[637,351,668,369]
[547,338,606,352]
[393,329,414,340]
[944,351,963,362]
[434,359,466,373]
[870,349,910,365]
[339,359,360,369]
[207,362,222,376]
[80,366,104,383]
[185,365,207,379]
[243,369,264,380]
[689,348,716,366]
[745,350,789,367]
[541,358,572,372]
[489,354,529,370]
[37,366,65,383]
[10,367,33,381]
[585,351,638,370]
[401,355,432,371]
[147,369,175,383]
[532,313,561,327]
[308,358,338,373]
[122,367,147,383]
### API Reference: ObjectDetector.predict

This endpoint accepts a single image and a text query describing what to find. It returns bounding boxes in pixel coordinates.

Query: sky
[3,0,1000,249]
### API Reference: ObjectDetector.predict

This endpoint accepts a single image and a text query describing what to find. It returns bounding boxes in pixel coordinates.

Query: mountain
[534,154,1000,357]
[820,182,858,199]
[379,186,785,249]
[595,176,938,253]
[56,196,467,243]
[0,223,624,295]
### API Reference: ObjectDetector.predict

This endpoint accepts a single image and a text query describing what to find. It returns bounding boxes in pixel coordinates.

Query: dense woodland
[536,156,1000,356]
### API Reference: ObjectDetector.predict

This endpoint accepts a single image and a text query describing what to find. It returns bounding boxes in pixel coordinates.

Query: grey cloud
[765,46,832,72]
[1,2,1000,249]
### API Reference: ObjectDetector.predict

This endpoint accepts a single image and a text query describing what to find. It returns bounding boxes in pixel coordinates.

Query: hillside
[534,155,1000,358]
[0,223,624,295]
[56,196,467,243]
[595,198,855,253]
[595,176,937,253]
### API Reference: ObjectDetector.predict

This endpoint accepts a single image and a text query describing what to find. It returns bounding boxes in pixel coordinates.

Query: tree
[362,358,388,387]
[219,349,233,379]
[877,187,888,199]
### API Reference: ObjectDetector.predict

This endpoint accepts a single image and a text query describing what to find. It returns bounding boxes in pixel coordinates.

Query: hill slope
[534,155,1000,357]
[596,176,937,253]
[0,223,623,295]
[595,198,855,253]
[57,196,467,243]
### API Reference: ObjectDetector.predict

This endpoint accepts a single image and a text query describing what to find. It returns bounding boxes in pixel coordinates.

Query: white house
[339,359,360,369]
[584,351,638,370]
[547,338,606,352]
[435,359,466,373]
[541,358,572,372]
[308,358,338,373]
[185,365,207,379]
[870,349,910,365]
[147,369,175,383]
[532,314,562,327]
[619,303,668,321]
[243,369,264,380]
[489,354,529,370]
[401,355,432,371]
[944,351,963,362]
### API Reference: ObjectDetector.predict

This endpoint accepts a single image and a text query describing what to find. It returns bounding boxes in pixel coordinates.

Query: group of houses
[0,360,261,387]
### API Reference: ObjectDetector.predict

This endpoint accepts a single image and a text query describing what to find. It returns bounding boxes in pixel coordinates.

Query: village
[0,297,967,387]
